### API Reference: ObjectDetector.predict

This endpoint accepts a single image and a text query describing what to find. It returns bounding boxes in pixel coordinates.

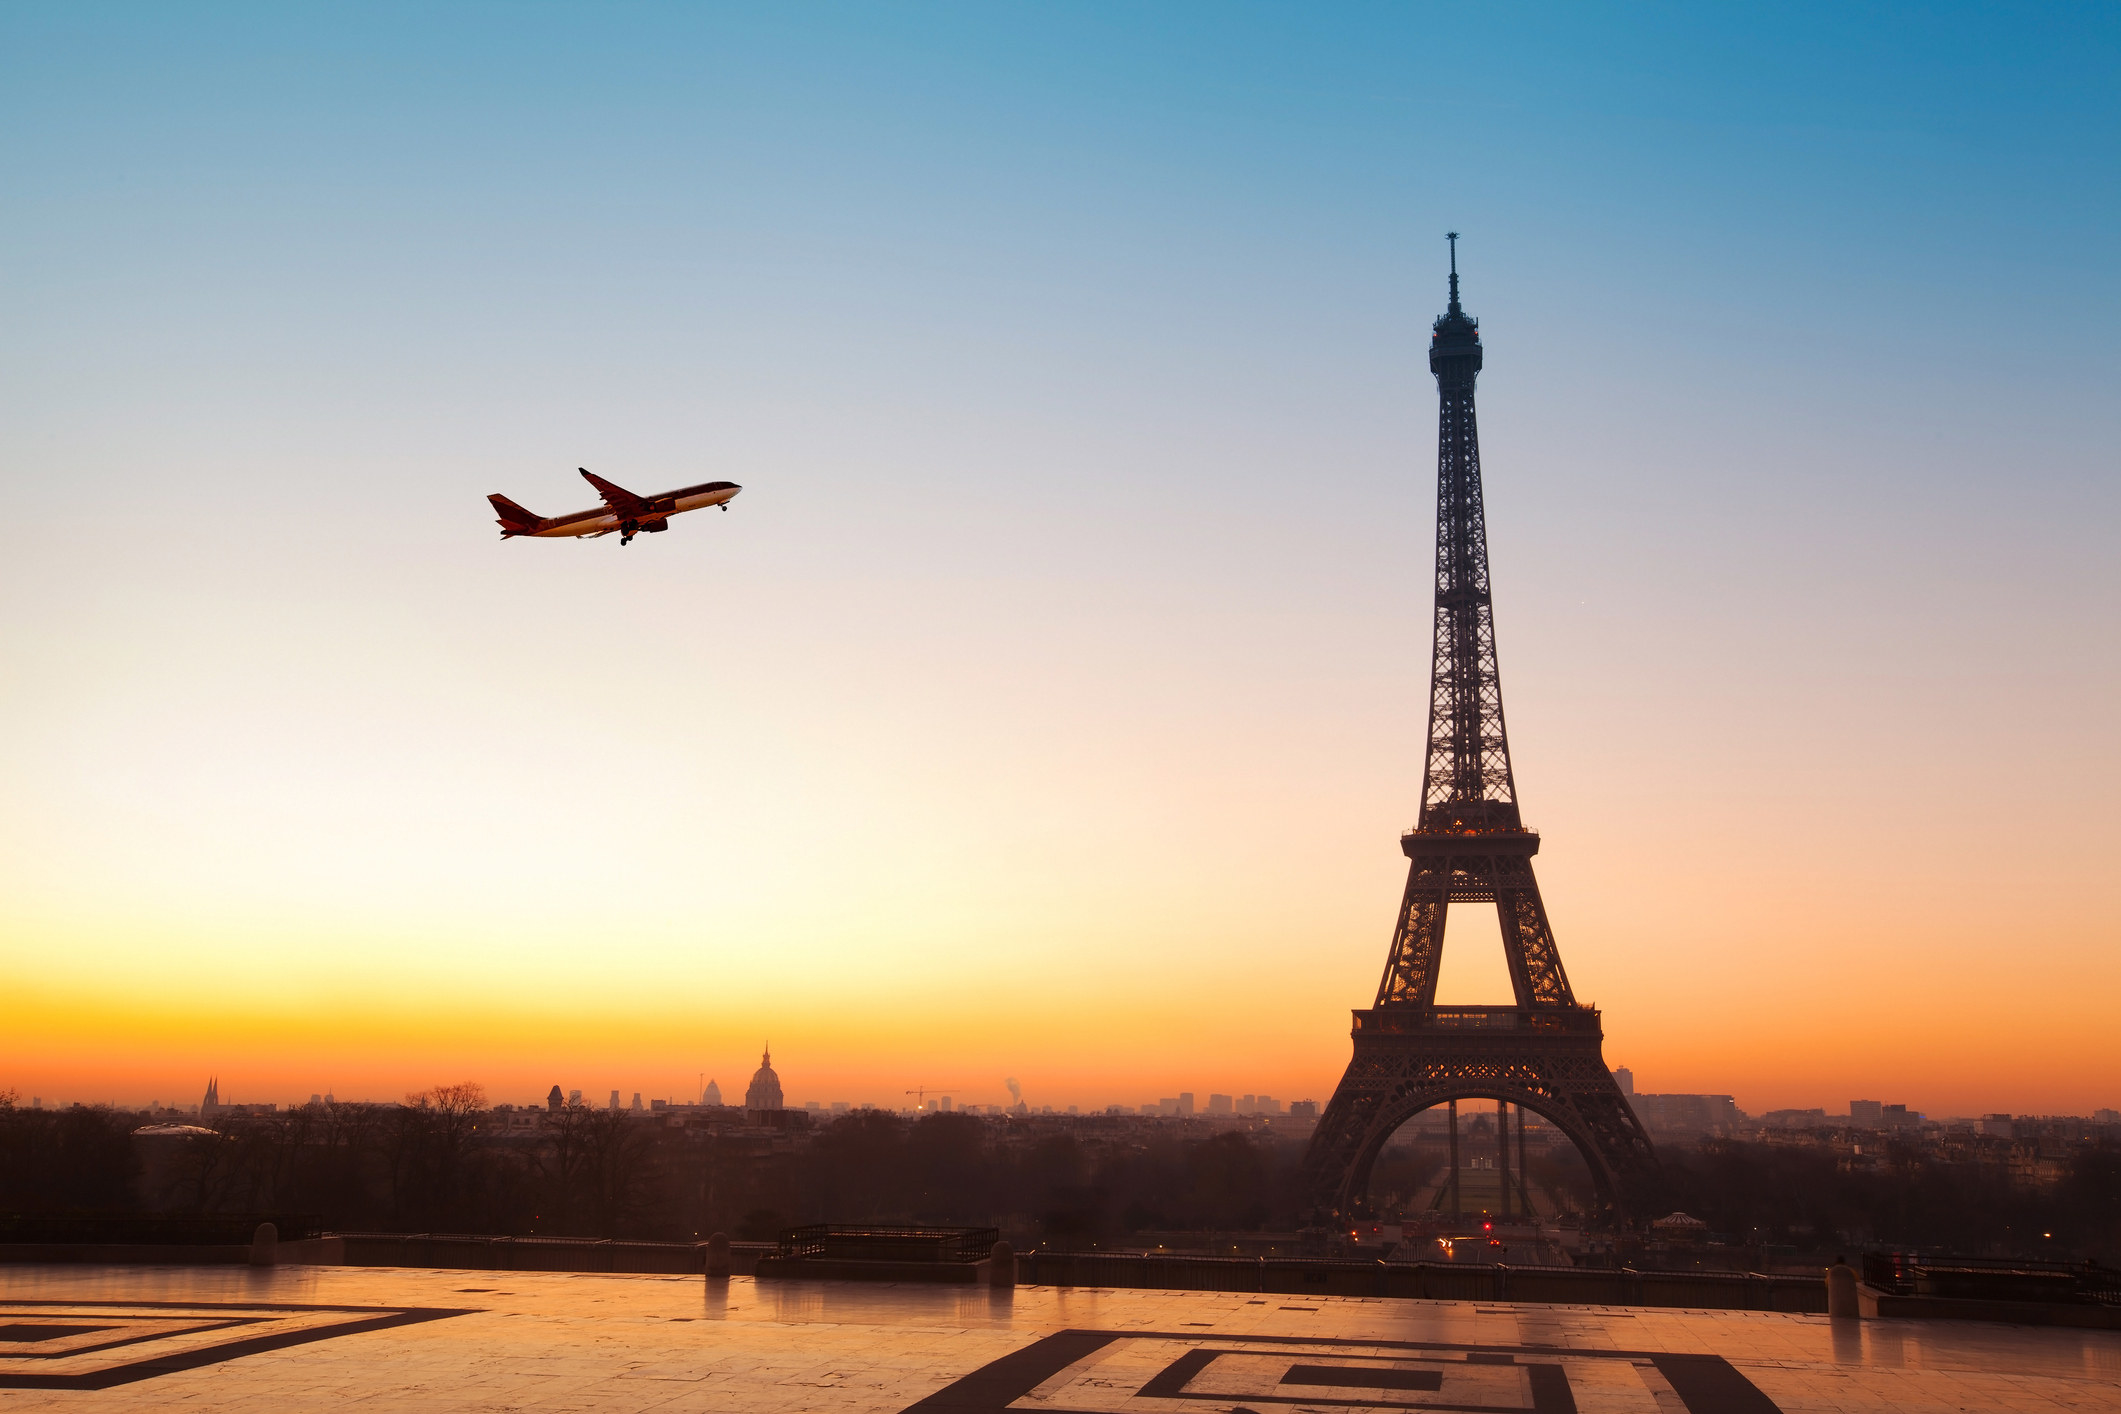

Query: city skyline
[20,1055,2118,1129]
[4,5,2118,1119]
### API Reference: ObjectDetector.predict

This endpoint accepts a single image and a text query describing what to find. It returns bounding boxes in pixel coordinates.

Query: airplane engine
[642,520,668,533]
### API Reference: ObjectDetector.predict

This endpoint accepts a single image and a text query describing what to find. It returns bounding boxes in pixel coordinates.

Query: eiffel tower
[1302,236,1659,1226]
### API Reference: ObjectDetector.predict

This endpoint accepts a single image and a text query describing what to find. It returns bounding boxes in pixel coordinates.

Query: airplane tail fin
[488,494,543,537]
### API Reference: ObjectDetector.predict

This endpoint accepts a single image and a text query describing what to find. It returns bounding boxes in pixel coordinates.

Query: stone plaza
[2,1263,2117,1411]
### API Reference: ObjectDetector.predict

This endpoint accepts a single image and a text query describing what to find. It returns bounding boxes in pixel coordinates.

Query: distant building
[703,1078,723,1106]
[745,1045,784,1111]
[547,1085,564,1113]
[1613,1068,1634,1096]
[1626,1093,1743,1135]
[1763,1108,1828,1128]
[1208,1094,1232,1115]
[1981,1113,2014,1137]
[609,1090,621,1111]
[831,1101,850,1115]
[631,1092,642,1112]
[937,1096,952,1112]
[201,1078,220,1117]
[1881,1103,1920,1128]
[1288,1100,1319,1120]
[567,1089,582,1107]
[1849,1099,1883,1127]
[2097,1109,2121,1126]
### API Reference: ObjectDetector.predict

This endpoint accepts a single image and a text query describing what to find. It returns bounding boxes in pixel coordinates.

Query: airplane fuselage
[490,477,742,542]
[522,480,740,537]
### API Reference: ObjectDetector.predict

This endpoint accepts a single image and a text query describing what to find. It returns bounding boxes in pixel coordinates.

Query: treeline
[0,1090,1310,1243]
[4,1091,2116,1261]
[1657,1136,2121,1261]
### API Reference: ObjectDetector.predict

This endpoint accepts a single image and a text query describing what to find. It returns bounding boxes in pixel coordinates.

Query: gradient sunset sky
[3,4,2116,1119]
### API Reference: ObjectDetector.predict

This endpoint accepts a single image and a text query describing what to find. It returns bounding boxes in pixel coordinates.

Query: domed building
[744,1045,784,1111]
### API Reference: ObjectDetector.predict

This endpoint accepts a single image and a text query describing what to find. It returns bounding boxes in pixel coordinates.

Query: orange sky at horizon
[4,469,2114,1122]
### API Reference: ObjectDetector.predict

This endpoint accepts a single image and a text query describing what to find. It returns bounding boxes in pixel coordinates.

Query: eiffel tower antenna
[1302,238,1661,1229]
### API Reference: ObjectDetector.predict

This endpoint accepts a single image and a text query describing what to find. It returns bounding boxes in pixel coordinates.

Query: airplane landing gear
[620,518,640,546]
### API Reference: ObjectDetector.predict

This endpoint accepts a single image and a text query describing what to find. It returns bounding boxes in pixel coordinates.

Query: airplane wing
[580,467,648,512]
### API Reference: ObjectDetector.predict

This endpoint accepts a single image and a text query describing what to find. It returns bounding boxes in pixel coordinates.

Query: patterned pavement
[2,1263,2117,1411]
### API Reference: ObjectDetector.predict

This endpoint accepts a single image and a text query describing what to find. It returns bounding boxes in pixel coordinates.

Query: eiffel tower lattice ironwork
[1302,236,1660,1225]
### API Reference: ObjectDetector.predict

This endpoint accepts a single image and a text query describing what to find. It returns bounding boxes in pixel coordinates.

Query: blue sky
[2,4,2117,1112]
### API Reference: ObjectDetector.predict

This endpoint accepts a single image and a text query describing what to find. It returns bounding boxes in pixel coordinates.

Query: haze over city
[4,4,2117,1123]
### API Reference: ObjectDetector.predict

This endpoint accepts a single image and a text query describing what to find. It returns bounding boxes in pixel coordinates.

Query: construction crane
[904,1086,964,1113]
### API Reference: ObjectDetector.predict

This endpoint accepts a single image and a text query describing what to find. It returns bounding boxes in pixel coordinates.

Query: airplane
[488,468,742,546]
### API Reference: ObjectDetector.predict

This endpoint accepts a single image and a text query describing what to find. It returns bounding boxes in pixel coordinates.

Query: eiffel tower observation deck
[1302,236,1661,1227]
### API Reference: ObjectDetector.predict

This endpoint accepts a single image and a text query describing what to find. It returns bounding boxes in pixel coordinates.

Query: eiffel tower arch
[1303,237,1660,1226]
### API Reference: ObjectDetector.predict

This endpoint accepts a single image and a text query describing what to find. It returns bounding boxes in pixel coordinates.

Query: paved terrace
[2,1263,2117,1411]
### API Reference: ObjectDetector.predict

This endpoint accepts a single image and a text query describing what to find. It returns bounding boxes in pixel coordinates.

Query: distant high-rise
[1614,1068,1634,1096]
[608,1089,621,1111]
[1850,1099,1884,1127]
[744,1045,784,1111]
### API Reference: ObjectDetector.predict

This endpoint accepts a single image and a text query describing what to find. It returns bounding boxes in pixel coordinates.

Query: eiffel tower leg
[1517,1101,1530,1218]
[1376,875,1450,1007]
[1447,1100,1460,1218]
[1497,1100,1510,1220]
[1495,861,1573,1008]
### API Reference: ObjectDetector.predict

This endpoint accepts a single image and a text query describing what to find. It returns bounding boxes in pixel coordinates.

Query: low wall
[755,1255,990,1284]
[0,1237,343,1267]
[1858,1282,2121,1329]
[1019,1253,1826,1313]
[334,1233,773,1276]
